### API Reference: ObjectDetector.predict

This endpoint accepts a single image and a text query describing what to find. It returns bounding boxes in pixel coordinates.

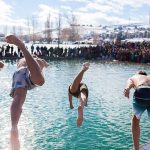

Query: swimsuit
[132,85,150,119]
[68,83,88,98]
[68,83,88,106]
[133,85,150,106]
[10,67,36,97]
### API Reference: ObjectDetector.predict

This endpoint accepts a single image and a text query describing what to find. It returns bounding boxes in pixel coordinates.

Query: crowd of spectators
[0,41,150,63]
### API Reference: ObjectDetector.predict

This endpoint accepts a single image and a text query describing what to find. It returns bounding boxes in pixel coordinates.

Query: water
[0,60,150,150]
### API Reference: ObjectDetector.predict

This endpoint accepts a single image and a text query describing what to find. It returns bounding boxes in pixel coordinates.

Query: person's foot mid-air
[82,62,90,72]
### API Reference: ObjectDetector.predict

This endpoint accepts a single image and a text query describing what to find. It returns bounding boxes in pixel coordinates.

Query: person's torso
[131,75,150,88]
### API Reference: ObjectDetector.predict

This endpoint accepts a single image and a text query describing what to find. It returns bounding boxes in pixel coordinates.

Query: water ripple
[0,61,150,150]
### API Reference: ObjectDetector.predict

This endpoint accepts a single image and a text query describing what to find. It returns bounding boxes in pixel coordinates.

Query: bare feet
[77,106,83,127]
[10,127,20,150]
[5,35,25,49]
[82,62,90,72]
[41,59,49,68]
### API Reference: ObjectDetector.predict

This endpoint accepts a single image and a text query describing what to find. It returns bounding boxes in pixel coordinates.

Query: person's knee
[36,78,45,86]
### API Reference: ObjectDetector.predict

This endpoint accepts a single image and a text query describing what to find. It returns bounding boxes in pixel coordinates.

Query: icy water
[0,60,150,150]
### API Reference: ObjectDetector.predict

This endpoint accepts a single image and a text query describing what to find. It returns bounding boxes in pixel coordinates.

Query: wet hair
[137,70,147,76]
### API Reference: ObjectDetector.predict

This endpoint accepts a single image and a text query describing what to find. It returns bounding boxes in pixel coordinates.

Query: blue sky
[0,0,150,33]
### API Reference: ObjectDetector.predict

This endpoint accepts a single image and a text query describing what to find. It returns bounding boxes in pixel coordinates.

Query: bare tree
[55,13,62,48]
[65,13,81,42]
[18,26,23,40]
[27,17,31,42]
[31,15,35,42]
[12,26,16,35]
[30,15,38,42]
[60,28,71,41]
[148,12,150,38]
[45,13,52,43]
[3,25,7,36]
[34,18,38,41]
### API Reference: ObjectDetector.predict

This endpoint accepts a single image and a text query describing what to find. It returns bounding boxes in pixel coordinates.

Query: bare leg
[6,35,45,86]
[77,105,83,127]
[132,115,140,150]
[18,45,45,85]
[10,88,26,150]
[70,62,90,93]
[10,127,20,150]
[77,91,87,127]
[11,88,27,129]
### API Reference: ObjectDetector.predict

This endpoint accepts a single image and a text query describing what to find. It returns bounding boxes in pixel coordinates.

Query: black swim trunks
[68,82,88,98]
[133,86,150,106]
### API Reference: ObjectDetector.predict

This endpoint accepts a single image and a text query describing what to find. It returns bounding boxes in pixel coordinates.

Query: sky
[0,0,150,33]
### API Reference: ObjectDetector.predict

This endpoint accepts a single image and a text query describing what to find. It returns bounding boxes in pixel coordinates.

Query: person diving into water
[68,62,89,127]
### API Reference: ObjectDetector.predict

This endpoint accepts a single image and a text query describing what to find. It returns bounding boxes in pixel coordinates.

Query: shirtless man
[124,70,150,150]
[6,35,49,131]
[68,62,89,127]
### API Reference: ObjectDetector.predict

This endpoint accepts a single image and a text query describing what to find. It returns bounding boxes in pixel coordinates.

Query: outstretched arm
[124,78,134,98]
[68,92,74,109]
